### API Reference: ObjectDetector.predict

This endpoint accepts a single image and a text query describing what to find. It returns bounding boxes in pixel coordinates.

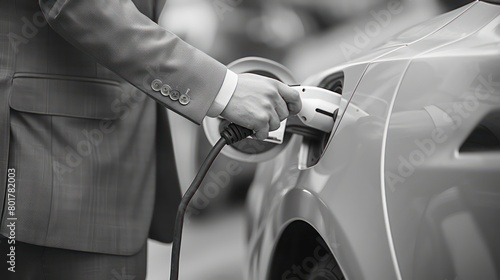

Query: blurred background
[147,0,473,279]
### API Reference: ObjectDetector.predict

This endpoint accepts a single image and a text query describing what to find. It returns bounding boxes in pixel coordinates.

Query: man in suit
[0,0,301,279]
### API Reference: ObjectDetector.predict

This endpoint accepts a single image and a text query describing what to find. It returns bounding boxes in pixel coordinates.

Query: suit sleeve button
[160,84,171,97]
[151,79,162,92]
[170,90,180,101]
[179,94,190,105]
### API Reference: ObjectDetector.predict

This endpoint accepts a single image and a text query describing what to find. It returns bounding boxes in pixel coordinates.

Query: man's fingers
[221,74,303,140]
[254,124,270,140]
[269,110,281,131]
[274,97,289,121]
[278,84,302,115]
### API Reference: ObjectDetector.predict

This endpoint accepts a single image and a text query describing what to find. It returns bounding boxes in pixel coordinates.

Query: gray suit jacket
[0,0,227,255]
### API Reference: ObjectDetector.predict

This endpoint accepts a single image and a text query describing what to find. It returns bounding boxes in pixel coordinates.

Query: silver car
[205,1,500,279]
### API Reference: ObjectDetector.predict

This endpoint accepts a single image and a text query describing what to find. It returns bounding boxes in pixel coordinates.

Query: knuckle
[260,111,270,120]
[259,118,269,128]
[265,89,276,99]
[263,102,274,111]
[255,114,268,127]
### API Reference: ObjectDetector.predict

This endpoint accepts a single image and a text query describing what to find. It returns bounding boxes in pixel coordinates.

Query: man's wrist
[207,69,238,117]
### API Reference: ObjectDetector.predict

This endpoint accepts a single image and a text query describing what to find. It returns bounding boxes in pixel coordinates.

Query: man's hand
[220,73,302,140]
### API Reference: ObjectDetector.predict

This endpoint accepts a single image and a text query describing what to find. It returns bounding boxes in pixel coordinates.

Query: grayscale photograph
[0,0,499,279]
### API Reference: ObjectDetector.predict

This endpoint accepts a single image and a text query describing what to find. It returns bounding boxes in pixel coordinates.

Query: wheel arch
[267,219,344,280]
[261,188,354,280]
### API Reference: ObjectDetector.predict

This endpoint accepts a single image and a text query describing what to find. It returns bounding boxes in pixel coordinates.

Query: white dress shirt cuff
[207,69,238,117]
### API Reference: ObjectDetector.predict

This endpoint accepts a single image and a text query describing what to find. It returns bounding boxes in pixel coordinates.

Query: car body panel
[246,2,500,280]
[385,14,500,279]
[381,2,475,48]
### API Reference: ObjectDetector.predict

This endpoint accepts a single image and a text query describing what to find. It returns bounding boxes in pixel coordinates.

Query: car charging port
[287,86,341,169]
[286,111,338,169]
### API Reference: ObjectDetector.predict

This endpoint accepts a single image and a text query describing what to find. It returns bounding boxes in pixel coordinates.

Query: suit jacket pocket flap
[9,74,123,120]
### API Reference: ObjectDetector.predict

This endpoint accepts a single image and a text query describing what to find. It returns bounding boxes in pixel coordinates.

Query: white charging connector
[266,86,341,143]
[292,86,341,133]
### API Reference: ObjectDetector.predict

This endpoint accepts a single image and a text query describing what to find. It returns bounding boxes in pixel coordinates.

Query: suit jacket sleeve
[38,0,227,124]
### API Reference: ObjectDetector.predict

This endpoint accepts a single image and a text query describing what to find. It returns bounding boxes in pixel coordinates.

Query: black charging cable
[169,123,254,280]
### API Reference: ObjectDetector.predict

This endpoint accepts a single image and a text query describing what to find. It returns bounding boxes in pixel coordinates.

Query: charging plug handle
[285,108,338,138]
[221,123,254,144]
[291,86,341,134]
